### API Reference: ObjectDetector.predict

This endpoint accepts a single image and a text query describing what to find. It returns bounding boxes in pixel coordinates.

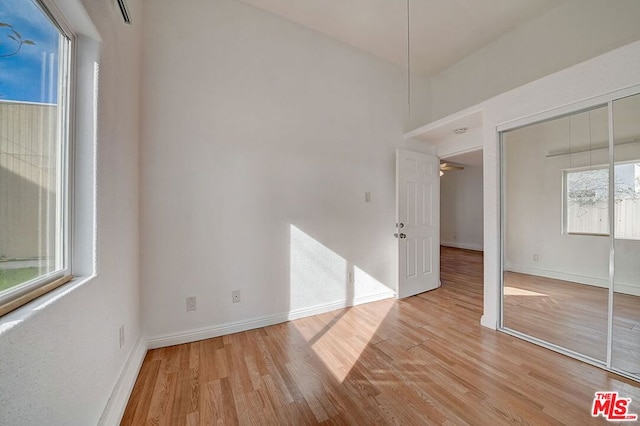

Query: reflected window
[564,162,640,238]
[565,167,609,236]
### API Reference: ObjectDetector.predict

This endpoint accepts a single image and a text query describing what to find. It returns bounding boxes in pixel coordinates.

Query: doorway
[440,149,484,252]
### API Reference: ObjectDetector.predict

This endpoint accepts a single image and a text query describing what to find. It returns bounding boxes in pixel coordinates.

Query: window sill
[0,274,96,336]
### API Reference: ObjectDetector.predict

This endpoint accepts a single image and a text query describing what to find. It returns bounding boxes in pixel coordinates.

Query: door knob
[399,233,406,239]
[396,222,405,228]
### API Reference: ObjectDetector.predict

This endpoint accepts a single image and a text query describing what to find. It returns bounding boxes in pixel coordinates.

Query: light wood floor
[123,247,639,425]
[504,271,640,374]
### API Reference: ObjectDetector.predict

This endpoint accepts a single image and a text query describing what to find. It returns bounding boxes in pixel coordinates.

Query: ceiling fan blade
[440,163,464,171]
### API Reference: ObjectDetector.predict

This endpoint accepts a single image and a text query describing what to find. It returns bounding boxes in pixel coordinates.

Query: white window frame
[563,160,640,239]
[562,164,610,237]
[0,0,74,316]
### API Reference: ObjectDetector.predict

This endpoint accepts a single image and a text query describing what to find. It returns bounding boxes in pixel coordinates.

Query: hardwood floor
[504,271,640,374]
[123,247,639,425]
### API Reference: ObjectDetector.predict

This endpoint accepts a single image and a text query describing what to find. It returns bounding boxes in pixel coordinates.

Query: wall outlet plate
[186,296,197,311]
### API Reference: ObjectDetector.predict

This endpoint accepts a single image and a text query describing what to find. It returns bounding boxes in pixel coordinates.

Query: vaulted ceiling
[239,0,568,75]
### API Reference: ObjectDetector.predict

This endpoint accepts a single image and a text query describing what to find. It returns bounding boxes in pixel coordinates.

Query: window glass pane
[565,163,640,238]
[613,162,640,240]
[566,168,609,235]
[612,92,640,379]
[0,0,68,297]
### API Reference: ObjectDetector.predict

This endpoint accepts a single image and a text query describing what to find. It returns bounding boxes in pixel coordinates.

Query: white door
[396,149,440,298]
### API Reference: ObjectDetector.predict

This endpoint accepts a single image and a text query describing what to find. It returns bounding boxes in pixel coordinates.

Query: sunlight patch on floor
[289,224,394,382]
[292,300,392,382]
[504,286,547,297]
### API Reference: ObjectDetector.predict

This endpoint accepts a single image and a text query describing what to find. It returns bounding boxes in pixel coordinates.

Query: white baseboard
[147,290,395,350]
[505,264,640,296]
[481,314,497,330]
[616,283,640,297]
[441,241,483,251]
[98,335,148,426]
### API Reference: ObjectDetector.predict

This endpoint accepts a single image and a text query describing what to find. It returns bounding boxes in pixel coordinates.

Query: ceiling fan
[439,162,464,176]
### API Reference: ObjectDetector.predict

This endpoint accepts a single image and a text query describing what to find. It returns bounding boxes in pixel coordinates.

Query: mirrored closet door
[612,93,640,376]
[501,90,640,380]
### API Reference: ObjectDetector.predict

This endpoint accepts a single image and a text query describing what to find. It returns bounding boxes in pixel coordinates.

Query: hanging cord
[569,116,573,169]
[589,111,593,171]
[407,0,411,116]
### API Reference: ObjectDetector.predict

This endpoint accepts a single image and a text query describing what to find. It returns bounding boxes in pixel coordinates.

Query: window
[565,167,610,235]
[564,162,640,239]
[0,0,72,315]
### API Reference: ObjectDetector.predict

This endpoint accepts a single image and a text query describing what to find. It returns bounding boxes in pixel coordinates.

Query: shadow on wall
[289,224,392,313]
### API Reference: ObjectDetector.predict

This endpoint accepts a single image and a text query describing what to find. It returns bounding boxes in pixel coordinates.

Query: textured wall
[140,0,406,341]
[0,0,143,424]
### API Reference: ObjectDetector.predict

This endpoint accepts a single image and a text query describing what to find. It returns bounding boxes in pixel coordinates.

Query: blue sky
[0,0,60,103]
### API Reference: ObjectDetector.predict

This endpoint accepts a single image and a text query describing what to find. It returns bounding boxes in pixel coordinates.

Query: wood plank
[123,247,639,424]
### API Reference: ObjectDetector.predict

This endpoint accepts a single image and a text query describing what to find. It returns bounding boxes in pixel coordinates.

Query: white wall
[406,73,432,132]
[0,0,144,424]
[503,112,610,286]
[428,0,640,121]
[140,0,409,344]
[440,165,483,251]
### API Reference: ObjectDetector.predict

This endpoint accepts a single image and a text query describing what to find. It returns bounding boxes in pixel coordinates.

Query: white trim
[480,314,497,330]
[404,105,483,140]
[496,83,640,133]
[505,264,640,297]
[98,335,148,426]
[506,264,608,287]
[615,284,640,299]
[46,0,101,41]
[147,290,395,350]
[439,146,483,160]
[441,241,483,251]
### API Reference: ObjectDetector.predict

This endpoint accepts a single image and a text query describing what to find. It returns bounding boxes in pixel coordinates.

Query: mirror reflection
[502,105,610,362]
[612,93,640,377]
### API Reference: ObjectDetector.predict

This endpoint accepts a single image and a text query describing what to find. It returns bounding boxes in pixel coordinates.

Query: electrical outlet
[364,192,371,203]
[348,271,354,284]
[186,296,197,311]
[119,325,125,348]
[232,290,241,303]
[533,254,539,262]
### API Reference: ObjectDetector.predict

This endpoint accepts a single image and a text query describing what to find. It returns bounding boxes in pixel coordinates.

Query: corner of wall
[98,335,148,425]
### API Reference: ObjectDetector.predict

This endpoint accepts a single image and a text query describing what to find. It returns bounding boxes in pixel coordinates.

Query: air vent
[117,0,132,24]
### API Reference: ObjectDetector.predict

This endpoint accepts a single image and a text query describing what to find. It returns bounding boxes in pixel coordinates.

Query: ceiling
[239,0,567,75]
[442,149,483,167]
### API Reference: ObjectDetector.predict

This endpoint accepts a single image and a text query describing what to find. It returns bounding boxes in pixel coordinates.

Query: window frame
[562,160,640,239]
[562,163,610,237]
[0,0,75,316]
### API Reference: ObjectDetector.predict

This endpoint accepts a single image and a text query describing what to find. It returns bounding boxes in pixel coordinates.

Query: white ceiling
[239,0,567,75]
[442,148,483,167]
